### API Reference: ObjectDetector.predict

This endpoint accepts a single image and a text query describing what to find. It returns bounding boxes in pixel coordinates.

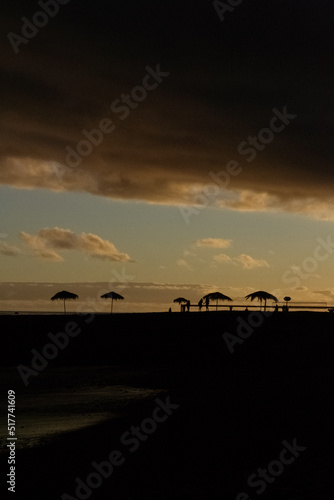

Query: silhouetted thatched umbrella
[173,297,188,311]
[202,291,232,311]
[245,291,278,311]
[51,290,78,314]
[101,291,124,313]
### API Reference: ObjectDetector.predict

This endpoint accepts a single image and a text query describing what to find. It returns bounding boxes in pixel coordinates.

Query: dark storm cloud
[0,0,333,217]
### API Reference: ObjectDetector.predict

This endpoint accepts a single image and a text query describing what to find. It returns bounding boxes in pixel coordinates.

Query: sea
[0,365,163,453]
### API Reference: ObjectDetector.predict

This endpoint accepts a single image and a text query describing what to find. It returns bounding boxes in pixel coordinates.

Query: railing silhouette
[181,301,330,312]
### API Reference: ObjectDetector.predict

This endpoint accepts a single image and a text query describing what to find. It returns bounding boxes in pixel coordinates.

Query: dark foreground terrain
[1,311,334,499]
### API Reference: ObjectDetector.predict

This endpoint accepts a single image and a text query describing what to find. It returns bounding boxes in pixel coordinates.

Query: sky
[0,0,333,312]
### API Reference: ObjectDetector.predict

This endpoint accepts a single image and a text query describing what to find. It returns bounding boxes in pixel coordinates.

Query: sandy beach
[1,311,334,499]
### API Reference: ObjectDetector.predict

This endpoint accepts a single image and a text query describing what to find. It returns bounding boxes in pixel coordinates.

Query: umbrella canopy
[202,291,232,310]
[50,290,78,314]
[173,297,188,304]
[245,291,278,311]
[101,291,124,313]
[173,297,188,311]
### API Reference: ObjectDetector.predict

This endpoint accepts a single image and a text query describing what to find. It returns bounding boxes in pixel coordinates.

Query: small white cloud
[183,249,196,258]
[196,238,232,249]
[177,259,193,270]
[213,252,269,270]
[234,254,269,270]
[0,242,20,257]
[213,253,233,263]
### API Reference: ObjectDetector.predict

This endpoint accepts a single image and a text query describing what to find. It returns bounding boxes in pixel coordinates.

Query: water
[0,365,163,453]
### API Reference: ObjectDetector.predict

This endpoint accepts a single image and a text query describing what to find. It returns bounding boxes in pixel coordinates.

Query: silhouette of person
[205,297,209,311]
[186,300,190,312]
[198,298,203,311]
[245,307,249,312]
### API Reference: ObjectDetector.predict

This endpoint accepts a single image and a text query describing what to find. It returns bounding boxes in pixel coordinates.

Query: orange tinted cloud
[20,227,134,262]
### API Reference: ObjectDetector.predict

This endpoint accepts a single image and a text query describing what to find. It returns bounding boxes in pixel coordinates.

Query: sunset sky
[0,1,333,312]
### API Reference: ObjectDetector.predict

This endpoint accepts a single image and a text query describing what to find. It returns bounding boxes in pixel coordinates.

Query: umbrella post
[64,299,66,315]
